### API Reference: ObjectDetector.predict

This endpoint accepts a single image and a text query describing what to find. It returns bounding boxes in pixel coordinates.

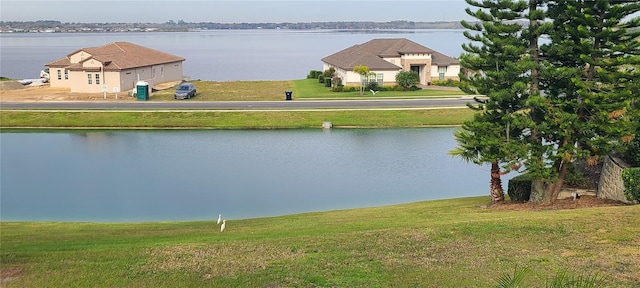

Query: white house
[321,38,460,87]
[45,42,185,93]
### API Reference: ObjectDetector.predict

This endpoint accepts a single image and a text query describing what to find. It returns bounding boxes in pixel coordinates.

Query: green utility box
[136,81,149,101]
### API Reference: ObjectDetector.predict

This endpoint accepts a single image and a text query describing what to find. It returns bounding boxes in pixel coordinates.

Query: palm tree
[449,115,506,204]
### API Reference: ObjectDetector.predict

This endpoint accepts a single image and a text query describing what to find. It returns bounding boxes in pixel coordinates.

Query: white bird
[217,214,222,225]
[220,220,226,232]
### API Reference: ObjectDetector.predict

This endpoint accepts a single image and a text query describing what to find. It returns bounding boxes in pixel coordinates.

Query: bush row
[431,79,461,87]
[308,69,422,93]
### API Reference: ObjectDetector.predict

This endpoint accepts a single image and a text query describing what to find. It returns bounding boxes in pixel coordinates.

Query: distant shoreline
[0,20,473,34]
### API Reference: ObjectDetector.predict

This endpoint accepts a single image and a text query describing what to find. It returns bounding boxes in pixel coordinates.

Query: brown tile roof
[322,44,401,70]
[321,38,459,70]
[358,38,435,57]
[432,50,460,66]
[45,42,184,71]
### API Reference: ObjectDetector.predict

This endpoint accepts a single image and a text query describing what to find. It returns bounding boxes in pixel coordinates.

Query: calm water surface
[0,29,466,81]
[0,128,508,222]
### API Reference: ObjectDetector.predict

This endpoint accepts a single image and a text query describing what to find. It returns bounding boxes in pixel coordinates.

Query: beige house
[321,38,460,87]
[46,42,185,93]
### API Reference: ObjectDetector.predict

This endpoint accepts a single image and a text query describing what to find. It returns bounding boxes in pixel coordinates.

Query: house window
[161,66,164,77]
[87,74,92,85]
[376,73,383,85]
[438,66,447,80]
[64,70,68,80]
[57,70,62,80]
[95,74,100,85]
[152,68,156,78]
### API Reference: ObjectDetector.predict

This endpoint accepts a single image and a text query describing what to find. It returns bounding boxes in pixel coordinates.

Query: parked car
[174,83,196,99]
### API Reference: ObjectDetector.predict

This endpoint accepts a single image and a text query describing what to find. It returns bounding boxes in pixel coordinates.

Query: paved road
[0,98,477,110]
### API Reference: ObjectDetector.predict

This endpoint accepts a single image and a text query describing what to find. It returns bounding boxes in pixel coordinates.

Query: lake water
[0,128,509,222]
[0,29,467,81]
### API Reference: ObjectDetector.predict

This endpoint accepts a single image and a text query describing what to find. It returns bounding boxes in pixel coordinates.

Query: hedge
[622,168,640,202]
[507,173,534,203]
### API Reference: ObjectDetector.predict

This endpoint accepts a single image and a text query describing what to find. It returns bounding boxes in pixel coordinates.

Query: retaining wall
[598,155,634,203]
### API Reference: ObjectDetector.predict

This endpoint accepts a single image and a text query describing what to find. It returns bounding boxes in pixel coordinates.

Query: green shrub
[431,79,461,87]
[395,70,420,91]
[324,78,332,87]
[366,81,379,92]
[340,86,358,92]
[507,173,534,203]
[318,75,325,84]
[307,70,321,79]
[323,67,335,79]
[545,271,609,288]
[409,85,421,91]
[624,130,640,167]
[496,265,529,288]
[622,168,640,202]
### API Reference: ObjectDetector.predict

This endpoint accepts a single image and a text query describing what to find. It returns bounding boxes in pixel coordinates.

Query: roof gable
[46,42,185,71]
[358,38,434,57]
[322,45,401,70]
[322,38,459,71]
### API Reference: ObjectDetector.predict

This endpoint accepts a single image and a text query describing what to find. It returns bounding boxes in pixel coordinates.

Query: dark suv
[174,83,196,99]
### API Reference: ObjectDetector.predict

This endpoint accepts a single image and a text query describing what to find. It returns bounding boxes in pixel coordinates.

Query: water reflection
[1,129,510,222]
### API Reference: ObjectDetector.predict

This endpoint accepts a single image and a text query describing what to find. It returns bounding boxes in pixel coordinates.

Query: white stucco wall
[430,64,461,82]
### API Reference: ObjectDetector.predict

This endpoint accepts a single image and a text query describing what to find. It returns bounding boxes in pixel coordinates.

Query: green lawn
[0,109,475,129]
[2,197,638,287]
[149,79,466,101]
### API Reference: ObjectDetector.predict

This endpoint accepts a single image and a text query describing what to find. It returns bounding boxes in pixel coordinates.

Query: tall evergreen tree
[527,0,640,201]
[451,0,532,204]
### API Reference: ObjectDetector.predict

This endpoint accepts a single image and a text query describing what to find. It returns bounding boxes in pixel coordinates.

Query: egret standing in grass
[220,220,226,232]
[217,214,222,225]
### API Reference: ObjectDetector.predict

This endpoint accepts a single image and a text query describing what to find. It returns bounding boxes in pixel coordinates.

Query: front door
[410,65,424,85]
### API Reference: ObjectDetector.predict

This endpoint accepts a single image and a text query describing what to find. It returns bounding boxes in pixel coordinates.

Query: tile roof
[322,44,402,70]
[321,38,459,70]
[45,42,185,71]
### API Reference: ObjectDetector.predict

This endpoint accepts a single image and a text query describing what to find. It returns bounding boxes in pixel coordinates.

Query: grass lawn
[0,109,475,129]
[1,197,638,287]
[149,79,466,101]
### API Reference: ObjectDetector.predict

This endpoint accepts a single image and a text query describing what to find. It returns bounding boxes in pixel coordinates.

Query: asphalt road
[0,98,477,110]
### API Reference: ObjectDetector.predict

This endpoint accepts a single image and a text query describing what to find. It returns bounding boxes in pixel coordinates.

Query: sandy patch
[0,80,181,102]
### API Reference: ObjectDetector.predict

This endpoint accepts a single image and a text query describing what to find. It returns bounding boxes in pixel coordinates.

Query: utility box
[136,81,149,101]
[285,90,293,100]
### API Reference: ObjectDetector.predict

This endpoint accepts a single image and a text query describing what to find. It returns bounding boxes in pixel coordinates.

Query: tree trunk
[529,0,540,94]
[544,160,569,203]
[490,161,505,204]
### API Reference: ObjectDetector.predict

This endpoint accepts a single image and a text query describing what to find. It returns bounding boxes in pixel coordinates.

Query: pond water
[0,128,511,222]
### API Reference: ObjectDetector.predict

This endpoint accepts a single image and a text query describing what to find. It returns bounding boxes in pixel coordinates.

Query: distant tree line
[0,20,475,32]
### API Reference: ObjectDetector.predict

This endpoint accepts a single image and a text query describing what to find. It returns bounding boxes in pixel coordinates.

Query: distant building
[321,38,460,87]
[46,42,185,93]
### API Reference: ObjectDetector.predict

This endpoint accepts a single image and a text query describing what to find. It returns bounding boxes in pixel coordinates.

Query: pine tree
[451,0,532,203]
[527,0,640,201]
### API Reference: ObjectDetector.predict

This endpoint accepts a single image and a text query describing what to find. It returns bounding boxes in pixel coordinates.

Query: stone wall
[598,155,633,203]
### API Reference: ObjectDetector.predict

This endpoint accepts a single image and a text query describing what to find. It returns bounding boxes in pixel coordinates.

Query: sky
[0,0,473,23]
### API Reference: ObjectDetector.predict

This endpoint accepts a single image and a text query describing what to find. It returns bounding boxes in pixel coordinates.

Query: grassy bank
[1,197,638,287]
[0,109,474,129]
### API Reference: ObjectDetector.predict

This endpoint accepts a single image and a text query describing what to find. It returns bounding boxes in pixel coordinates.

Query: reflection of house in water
[70,132,122,150]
